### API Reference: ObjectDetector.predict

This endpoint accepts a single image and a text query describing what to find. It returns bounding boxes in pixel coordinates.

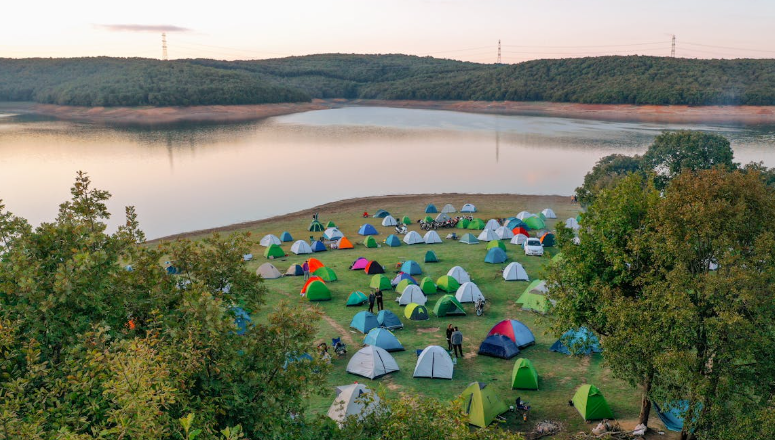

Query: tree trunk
[638,373,653,426]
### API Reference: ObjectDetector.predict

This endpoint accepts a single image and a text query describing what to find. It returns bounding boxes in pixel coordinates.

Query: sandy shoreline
[4,99,775,126]
[149,192,570,243]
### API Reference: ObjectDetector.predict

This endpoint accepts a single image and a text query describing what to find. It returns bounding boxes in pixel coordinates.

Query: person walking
[451,327,463,359]
[375,289,384,312]
[302,260,310,280]
[368,290,376,313]
[445,324,454,351]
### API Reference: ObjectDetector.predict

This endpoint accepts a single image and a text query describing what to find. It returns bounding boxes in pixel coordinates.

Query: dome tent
[459,233,479,244]
[346,345,399,379]
[307,258,325,273]
[350,311,379,334]
[324,227,343,241]
[460,382,509,428]
[327,383,381,426]
[301,276,324,293]
[396,279,416,293]
[436,275,460,293]
[510,233,529,245]
[516,211,533,220]
[381,215,398,227]
[279,231,293,242]
[420,277,437,294]
[401,215,412,224]
[541,208,557,219]
[435,212,451,222]
[370,274,392,291]
[413,345,453,379]
[358,224,379,235]
[365,260,385,274]
[309,220,324,232]
[550,327,602,355]
[400,260,422,275]
[478,334,520,359]
[424,250,439,263]
[350,257,369,270]
[373,209,390,218]
[256,262,282,279]
[503,262,529,281]
[467,218,486,230]
[346,291,368,306]
[285,264,304,276]
[461,203,477,213]
[486,240,506,252]
[337,236,354,249]
[310,240,327,252]
[385,234,401,247]
[392,272,417,286]
[403,231,424,245]
[314,266,338,282]
[447,266,471,284]
[511,358,539,390]
[364,328,405,352]
[263,244,285,259]
[326,220,337,228]
[484,219,500,231]
[363,236,378,248]
[494,226,514,240]
[455,282,484,303]
[572,385,614,421]
[305,280,331,301]
[424,204,438,213]
[291,240,313,255]
[396,285,427,306]
[377,309,403,330]
[423,230,442,244]
[260,234,281,247]
[441,203,456,213]
[433,294,466,317]
[477,228,497,242]
[487,319,535,348]
[484,247,507,264]
[404,303,429,321]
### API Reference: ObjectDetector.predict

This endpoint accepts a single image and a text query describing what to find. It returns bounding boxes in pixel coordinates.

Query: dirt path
[321,314,355,347]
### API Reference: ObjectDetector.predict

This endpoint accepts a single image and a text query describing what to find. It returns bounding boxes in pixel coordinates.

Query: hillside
[2,54,775,106]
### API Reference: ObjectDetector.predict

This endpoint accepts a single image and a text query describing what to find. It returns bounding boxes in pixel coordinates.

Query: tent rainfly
[350,311,380,334]
[260,234,281,247]
[461,203,477,213]
[363,328,405,352]
[377,309,403,330]
[327,383,381,425]
[396,285,427,306]
[256,263,282,279]
[541,208,557,219]
[381,215,397,227]
[459,233,479,244]
[460,382,509,428]
[447,266,471,284]
[346,345,399,379]
[279,231,293,242]
[291,240,313,255]
[403,231,424,245]
[413,345,454,379]
[385,234,402,247]
[572,385,614,421]
[423,230,442,244]
[441,203,456,213]
[425,204,438,213]
[503,262,529,281]
[478,334,520,359]
[455,282,484,303]
[324,228,343,241]
[511,358,539,390]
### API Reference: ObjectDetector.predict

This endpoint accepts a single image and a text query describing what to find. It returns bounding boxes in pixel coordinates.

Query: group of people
[367,289,384,313]
[446,324,464,358]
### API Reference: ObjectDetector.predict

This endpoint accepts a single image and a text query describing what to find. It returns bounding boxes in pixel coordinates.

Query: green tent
[405,303,429,321]
[263,244,285,259]
[396,279,416,293]
[456,218,470,229]
[325,220,337,228]
[306,280,331,301]
[436,275,460,293]
[486,240,506,251]
[346,291,368,306]
[524,216,545,230]
[538,212,547,222]
[363,236,378,248]
[424,215,434,223]
[576,214,583,223]
[467,218,486,230]
[424,250,438,263]
[516,280,551,313]
[309,220,324,232]
[314,266,338,282]
[459,233,479,245]
[370,274,392,291]
[461,382,509,428]
[572,385,614,421]
[551,252,563,262]
[511,358,539,390]
[420,277,437,294]
[401,216,412,225]
[433,294,466,317]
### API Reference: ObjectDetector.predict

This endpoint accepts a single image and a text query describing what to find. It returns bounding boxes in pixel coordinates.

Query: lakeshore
[4,99,775,126]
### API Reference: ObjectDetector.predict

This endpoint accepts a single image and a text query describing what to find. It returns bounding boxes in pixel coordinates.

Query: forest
[2,54,775,106]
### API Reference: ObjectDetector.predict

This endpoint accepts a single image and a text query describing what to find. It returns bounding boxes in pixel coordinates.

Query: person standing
[375,289,384,311]
[368,290,376,313]
[445,324,454,351]
[302,260,310,280]
[451,327,463,359]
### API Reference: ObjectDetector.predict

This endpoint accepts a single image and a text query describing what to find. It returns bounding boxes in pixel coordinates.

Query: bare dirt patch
[321,314,355,347]
[417,327,440,333]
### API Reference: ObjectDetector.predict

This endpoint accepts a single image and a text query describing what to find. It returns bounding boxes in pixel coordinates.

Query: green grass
[175,194,668,437]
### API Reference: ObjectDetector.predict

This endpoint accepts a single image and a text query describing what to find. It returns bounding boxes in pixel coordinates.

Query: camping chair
[332,337,347,356]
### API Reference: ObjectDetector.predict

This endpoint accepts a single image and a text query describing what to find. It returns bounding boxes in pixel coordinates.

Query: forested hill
[2,54,775,107]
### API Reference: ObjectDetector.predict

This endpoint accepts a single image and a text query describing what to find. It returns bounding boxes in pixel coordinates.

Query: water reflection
[1,107,774,239]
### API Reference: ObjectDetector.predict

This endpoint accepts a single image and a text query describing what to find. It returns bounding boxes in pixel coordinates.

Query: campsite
[187,193,667,436]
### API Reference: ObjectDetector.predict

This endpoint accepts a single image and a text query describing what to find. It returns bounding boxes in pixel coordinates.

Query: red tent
[308,258,325,273]
[512,226,530,237]
[301,276,325,293]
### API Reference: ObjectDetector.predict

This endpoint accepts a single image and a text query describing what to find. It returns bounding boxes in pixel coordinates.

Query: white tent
[441,204,456,213]
[502,262,529,281]
[484,219,500,231]
[447,266,471,283]
[461,203,477,213]
[381,215,397,227]
[455,282,485,303]
[423,230,442,244]
[260,234,281,247]
[290,240,313,255]
[572,236,581,245]
[541,208,557,219]
[510,234,529,245]
[327,383,381,425]
[477,228,497,242]
[403,231,424,245]
[413,345,454,379]
[346,345,399,379]
[565,218,580,230]
[396,285,427,306]
[495,226,515,240]
[435,213,451,222]
[516,211,533,221]
[530,280,548,294]
[256,263,282,279]
[324,227,344,241]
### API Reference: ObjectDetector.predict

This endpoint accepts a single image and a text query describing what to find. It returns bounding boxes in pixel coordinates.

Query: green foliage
[642,130,736,188]
[4,55,775,106]
[575,154,644,206]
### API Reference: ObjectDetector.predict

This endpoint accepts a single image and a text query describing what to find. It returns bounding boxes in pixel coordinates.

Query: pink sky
[2,0,774,63]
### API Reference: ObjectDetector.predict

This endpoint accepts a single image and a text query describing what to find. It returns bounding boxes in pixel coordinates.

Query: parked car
[523,238,544,256]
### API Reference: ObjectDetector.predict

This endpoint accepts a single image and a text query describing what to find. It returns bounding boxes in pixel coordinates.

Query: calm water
[1,106,774,239]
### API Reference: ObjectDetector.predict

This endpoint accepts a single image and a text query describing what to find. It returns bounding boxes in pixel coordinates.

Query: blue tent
[392,272,418,286]
[373,209,390,218]
[283,352,313,369]
[478,334,520,359]
[653,401,688,432]
[400,260,422,275]
[488,319,536,348]
[385,234,402,247]
[484,247,507,264]
[358,224,379,236]
[166,265,179,275]
[364,328,405,352]
[550,327,602,355]
[350,311,380,334]
[280,231,293,242]
[232,307,251,335]
[377,310,404,330]
[505,218,527,230]
[311,240,327,252]
[425,204,438,213]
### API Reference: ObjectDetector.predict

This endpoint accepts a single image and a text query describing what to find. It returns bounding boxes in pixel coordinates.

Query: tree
[642,131,735,188]
[575,154,643,206]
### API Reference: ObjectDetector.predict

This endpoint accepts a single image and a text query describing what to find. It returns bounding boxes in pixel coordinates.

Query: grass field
[166,193,677,439]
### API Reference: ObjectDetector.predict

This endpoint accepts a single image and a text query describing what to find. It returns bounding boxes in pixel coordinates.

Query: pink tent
[350,257,369,270]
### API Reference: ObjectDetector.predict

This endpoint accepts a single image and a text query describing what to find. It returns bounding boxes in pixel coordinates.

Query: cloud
[95,24,192,33]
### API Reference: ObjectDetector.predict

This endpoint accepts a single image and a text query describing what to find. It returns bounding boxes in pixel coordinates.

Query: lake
[1,106,774,239]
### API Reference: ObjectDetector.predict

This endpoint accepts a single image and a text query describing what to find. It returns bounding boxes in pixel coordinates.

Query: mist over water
[1,107,774,239]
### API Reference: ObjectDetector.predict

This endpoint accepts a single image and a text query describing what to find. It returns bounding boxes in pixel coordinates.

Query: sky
[2,0,775,63]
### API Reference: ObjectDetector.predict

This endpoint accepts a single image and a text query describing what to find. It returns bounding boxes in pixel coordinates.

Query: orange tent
[337,237,354,249]
[308,258,325,273]
[301,276,325,293]
[512,226,530,237]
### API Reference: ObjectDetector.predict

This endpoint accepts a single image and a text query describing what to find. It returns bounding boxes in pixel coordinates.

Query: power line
[503,41,666,48]
[681,41,775,54]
